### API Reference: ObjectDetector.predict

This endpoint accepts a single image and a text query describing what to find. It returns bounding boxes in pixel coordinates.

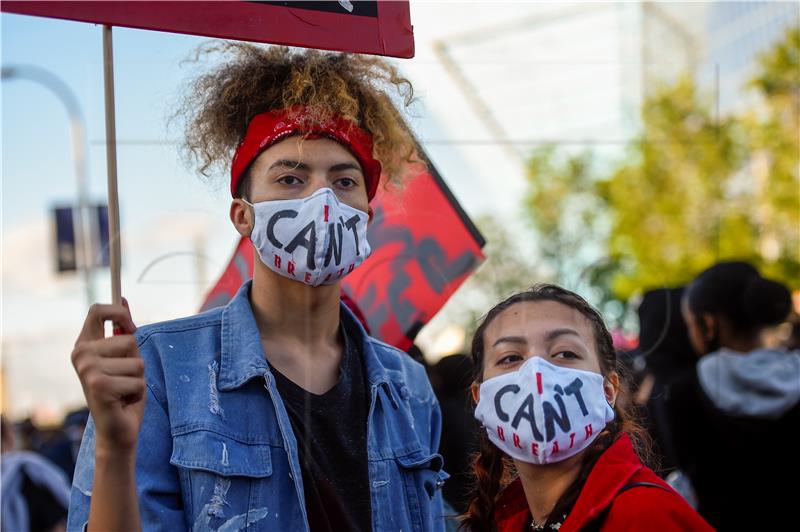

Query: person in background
[17,418,45,455]
[635,287,697,474]
[42,408,89,482]
[460,285,711,531]
[427,354,480,519]
[782,312,800,351]
[1,416,70,532]
[664,261,800,530]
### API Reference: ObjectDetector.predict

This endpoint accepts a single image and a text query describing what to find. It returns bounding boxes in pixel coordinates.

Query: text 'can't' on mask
[474,356,615,465]
[245,188,371,286]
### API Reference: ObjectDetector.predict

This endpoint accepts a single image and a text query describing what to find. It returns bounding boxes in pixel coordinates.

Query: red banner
[1,1,414,58]
[201,158,486,351]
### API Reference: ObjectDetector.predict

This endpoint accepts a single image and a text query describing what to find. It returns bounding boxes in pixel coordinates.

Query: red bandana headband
[230,106,382,201]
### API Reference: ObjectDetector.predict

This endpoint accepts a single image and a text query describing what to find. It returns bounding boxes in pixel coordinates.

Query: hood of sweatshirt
[697,348,800,419]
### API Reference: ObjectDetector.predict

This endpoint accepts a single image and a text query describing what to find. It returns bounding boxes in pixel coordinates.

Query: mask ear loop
[238,198,256,237]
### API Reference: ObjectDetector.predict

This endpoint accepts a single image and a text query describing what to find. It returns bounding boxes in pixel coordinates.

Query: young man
[68,45,446,532]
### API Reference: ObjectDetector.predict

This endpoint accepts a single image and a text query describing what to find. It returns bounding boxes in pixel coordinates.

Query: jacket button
[399,386,410,400]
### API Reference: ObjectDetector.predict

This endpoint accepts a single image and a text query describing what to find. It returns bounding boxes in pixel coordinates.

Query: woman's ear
[471,382,481,405]
[604,371,620,408]
[230,199,253,237]
[367,206,374,224]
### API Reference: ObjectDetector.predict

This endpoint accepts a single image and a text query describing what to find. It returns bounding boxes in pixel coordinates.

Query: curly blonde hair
[175,42,420,194]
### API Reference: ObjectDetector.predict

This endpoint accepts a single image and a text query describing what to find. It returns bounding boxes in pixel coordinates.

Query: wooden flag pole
[102,25,122,306]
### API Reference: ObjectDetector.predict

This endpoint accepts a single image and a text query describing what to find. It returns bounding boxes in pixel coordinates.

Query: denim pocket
[395,452,448,531]
[170,429,274,529]
[170,429,273,477]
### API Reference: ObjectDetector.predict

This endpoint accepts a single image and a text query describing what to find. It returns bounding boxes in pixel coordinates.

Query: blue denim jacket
[67,281,447,531]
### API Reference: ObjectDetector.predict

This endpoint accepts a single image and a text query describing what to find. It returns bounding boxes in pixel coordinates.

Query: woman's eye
[277,175,302,185]
[553,351,580,360]
[498,353,523,365]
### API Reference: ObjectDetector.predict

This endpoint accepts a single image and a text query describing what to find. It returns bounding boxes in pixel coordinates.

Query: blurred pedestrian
[428,354,480,516]
[635,287,697,473]
[41,408,89,482]
[783,313,800,351]
[460,285,711,531]
[16,418,45,454]
[1,416,70,532]
[664,261,800,530]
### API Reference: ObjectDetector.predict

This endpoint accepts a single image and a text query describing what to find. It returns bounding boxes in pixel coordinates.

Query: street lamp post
[2,64,95,305]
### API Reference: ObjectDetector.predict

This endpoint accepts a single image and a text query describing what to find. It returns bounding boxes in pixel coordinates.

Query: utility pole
[2,65,95,305]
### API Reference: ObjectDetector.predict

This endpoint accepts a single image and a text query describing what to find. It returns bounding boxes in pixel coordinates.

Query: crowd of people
[2,46,798,532]
[1,409,88,531]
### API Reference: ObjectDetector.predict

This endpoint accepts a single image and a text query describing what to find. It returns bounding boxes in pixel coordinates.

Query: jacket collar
[493,434,642,531]
[218,280,394,392]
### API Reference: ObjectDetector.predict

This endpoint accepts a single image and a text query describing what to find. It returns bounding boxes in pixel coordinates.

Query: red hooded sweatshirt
[493,434,713,531]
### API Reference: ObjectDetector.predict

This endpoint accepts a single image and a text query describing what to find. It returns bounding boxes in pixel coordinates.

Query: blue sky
[2,14,229,228]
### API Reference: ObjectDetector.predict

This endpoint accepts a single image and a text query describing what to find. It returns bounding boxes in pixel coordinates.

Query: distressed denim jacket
[67,281,447,531]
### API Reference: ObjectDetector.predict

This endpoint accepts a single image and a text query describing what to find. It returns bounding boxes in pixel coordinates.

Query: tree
[525,149,626,320]
[602,77,748,299]
[744,26,800,286]
[525,148,605,281]
[523,25,800,307]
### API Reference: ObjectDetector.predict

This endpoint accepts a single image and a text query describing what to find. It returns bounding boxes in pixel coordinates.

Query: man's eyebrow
[492,336,527,348]
[267,160,362,174]
[329,162,363,173]
[545,328,581,342]
[268,159,310,172]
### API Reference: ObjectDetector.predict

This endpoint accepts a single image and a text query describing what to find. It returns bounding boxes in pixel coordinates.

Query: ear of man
[230,199,253,237]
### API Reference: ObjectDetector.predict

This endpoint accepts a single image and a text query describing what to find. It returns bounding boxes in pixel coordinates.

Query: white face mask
[245,188,371,286]
[474,356,615,465]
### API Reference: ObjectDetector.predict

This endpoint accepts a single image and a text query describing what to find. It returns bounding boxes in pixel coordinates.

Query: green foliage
[744,25,800,286]
[526,148,604,273]
[523,26,800,305]
[604,78,750,299]
[525,149,624,317]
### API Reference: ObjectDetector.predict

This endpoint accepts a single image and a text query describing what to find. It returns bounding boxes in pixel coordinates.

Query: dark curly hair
[173,43,421,195]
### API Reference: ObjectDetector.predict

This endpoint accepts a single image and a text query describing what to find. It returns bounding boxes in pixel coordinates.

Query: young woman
[665,261,799,530]
[461,285,711,531]
[68,45,446,532]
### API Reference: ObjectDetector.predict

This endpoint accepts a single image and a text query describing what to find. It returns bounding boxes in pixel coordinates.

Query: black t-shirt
[269,315,372,532]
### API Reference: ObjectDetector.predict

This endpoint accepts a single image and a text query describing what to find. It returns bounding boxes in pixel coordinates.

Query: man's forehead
[258,136,359,166]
